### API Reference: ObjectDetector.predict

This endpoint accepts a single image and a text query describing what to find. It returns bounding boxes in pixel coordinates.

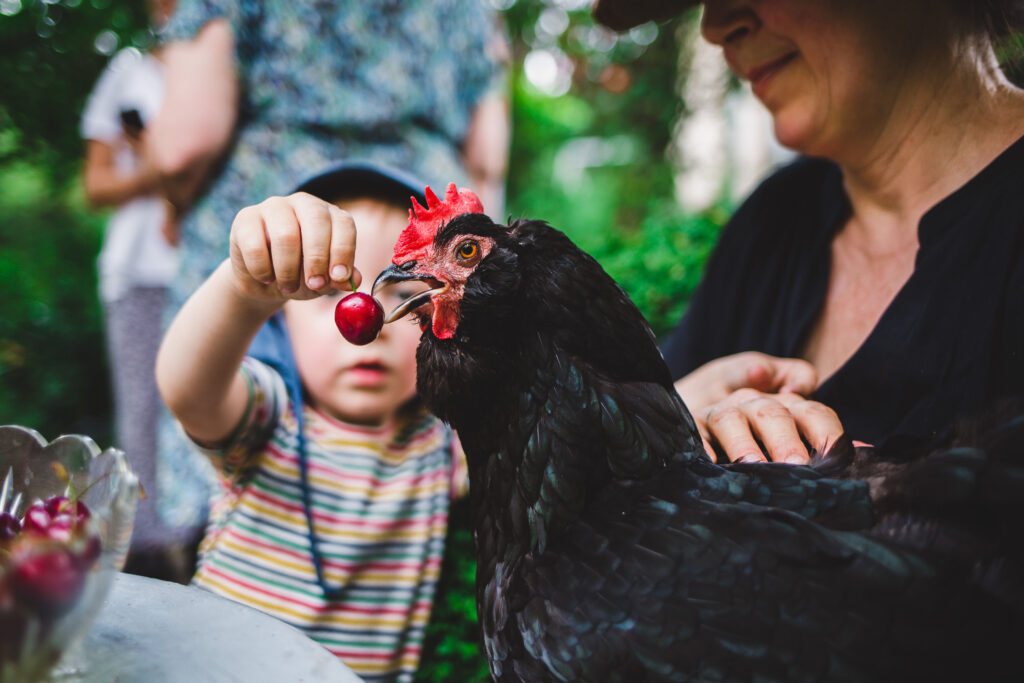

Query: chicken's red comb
[393,183,484,263]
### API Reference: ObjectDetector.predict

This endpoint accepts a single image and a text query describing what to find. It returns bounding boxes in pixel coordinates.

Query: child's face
[283,197,426,427]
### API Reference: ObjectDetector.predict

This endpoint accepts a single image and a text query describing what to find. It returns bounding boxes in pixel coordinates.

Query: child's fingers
[230,205,274,284]
[291,193,333,291]
[327,205,357,286]
[261,197,303,294]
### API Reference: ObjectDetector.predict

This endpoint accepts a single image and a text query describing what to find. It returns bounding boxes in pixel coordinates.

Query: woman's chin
[771,115,819,156]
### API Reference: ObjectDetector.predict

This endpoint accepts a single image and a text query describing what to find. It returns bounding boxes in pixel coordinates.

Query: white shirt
[80,48,178,303]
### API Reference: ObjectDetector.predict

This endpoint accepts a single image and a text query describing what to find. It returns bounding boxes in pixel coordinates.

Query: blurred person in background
[80,0,188,581]
[144,0,510,573]
[594,0,1024,464]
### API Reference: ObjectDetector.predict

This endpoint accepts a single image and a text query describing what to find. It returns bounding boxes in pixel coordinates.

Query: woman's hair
[964,0,1024,37]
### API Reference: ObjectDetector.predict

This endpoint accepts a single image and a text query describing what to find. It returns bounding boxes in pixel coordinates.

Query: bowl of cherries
[0,425,138,682]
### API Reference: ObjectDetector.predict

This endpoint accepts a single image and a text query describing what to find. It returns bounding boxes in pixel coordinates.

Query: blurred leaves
[0,0,147,442]
[0,164,110,442]
[415,499,489,682]
[0,0,149,182]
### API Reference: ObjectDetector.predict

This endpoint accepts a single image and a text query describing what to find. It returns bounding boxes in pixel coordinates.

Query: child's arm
[155,193,358,444]
[82,139,161,209]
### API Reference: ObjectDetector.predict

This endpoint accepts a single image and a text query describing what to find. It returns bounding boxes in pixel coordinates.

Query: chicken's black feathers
[410,215,1024,682]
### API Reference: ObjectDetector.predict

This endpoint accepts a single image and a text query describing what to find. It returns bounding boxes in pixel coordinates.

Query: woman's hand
[674,352,844,464]
[227,192,358,304]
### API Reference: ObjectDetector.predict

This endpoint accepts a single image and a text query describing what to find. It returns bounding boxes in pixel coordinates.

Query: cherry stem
[73,471,113,504]
[348,276,357,293]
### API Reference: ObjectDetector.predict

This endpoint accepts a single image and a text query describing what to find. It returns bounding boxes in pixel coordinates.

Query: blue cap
[291,159,429,207]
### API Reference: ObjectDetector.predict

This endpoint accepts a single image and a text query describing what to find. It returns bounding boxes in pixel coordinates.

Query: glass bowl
[0,425,138,682]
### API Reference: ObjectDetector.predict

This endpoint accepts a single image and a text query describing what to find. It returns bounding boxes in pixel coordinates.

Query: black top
[661,137,1024,447]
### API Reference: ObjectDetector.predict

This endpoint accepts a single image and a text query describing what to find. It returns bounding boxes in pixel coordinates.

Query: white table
[72,572,362,682]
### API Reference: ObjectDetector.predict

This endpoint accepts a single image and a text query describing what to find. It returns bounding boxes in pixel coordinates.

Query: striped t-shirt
[191,358,466,682]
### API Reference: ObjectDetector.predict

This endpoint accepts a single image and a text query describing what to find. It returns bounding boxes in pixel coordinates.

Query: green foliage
[0,0,148,440]
[997,33,1024,85]
[415,499,490,682]
[0,0,149,181]
[0,165,110,442]
[586,199,727,337]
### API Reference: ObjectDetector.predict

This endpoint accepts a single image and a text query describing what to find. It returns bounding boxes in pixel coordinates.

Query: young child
[155,163,467,682]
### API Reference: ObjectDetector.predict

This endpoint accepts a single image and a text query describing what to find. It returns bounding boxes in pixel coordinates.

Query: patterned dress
[156,0,503,528]
[192,358,467,682]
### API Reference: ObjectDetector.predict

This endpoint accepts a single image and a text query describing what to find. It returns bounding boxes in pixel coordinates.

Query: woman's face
[701,0,922,157]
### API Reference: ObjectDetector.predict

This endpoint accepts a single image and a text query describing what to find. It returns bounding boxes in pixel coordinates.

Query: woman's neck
[836,42,1024,251]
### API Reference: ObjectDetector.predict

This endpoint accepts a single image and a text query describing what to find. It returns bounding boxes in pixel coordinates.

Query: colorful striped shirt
[191,358,467,682]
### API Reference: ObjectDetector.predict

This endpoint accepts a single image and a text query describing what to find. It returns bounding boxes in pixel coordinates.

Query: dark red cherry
[0,513,20,542]
[43,496,68,517]
[21,504,52,535]
[44,496,90,524]
[334,292,384,345]
[21,498,89,543]
[10,548,88,616]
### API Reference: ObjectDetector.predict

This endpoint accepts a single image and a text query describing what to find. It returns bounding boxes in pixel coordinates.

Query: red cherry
[43,515,74,543]
[20,499,88,543]
[43,496,69,517]
[334,292,384,345]
[0,513,20,542]
[21,504,52,535]
[44,496,90,524]
[10,548,88,616]
[77,535,102,567]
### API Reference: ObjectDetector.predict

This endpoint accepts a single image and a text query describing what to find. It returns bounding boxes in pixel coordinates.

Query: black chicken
[373,185,1024,682]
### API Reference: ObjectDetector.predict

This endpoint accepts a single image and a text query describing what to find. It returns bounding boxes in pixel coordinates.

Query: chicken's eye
[456,240,480,263]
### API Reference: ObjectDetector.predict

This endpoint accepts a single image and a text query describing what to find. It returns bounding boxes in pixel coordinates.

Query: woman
[596,0,1024,463]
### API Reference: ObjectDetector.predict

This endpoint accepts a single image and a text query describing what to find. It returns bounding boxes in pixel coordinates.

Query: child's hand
[228,193,358,302]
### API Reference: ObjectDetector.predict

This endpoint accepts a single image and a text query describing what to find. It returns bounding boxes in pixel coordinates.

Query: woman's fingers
[680,355,836,465]
[741,394,810,464]
[737,353,817,396]
[704,396,770,464]
[776,392,844,457]
[691,414,718,463]
[771,358,818,395]
[701,389,842,464]
[676,352,819,419]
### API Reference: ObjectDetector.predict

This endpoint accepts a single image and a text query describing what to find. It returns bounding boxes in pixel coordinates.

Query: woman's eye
[457,240,479,261]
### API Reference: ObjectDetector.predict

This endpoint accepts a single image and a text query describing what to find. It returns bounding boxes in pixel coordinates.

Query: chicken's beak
[372,264,447,324]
